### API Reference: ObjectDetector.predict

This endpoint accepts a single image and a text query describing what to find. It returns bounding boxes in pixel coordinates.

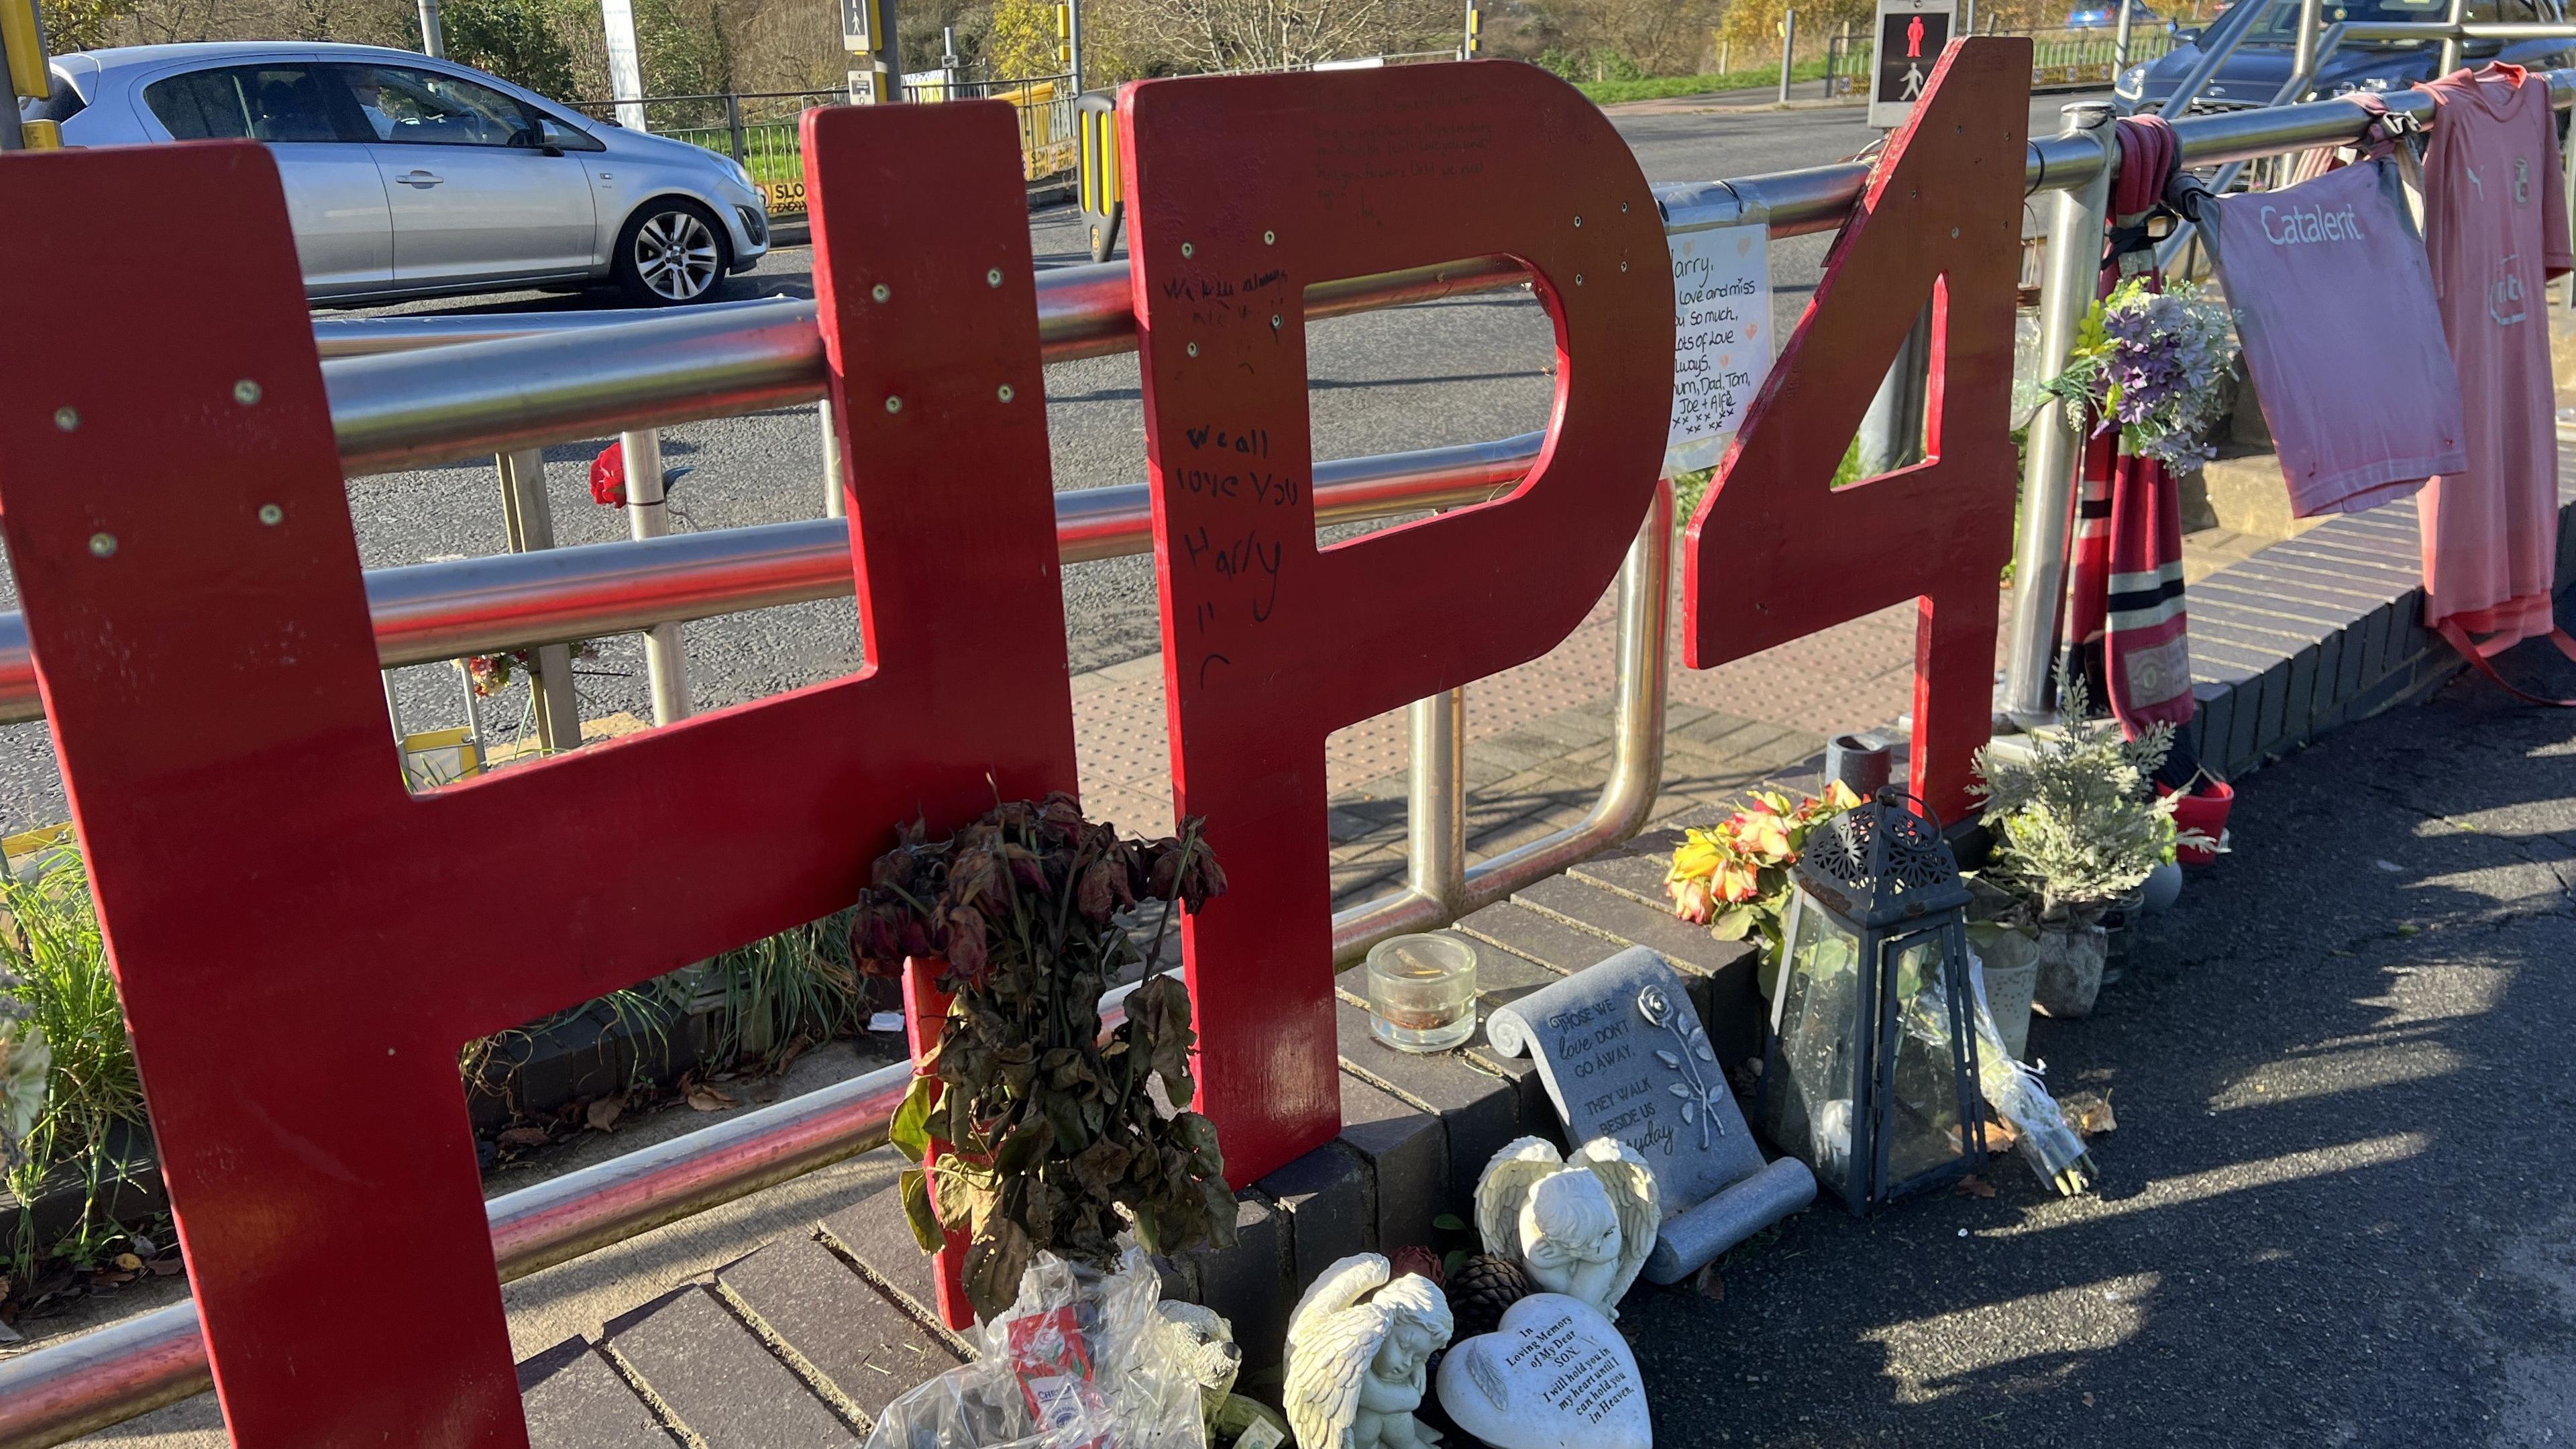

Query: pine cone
[1389,1244,1445,1289]
[1446,1254,1530,1338]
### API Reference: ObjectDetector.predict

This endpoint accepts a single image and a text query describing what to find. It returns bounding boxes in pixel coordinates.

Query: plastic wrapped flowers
[1666,782,1862,999]
[2041,278,2239,470]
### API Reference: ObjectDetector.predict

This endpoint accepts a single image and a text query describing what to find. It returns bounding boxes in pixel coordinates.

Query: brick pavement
[1071,515,2308,908]
[1069,570,1930,906]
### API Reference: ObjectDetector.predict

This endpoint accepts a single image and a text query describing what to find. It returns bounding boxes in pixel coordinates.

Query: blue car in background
[2114,0,2576,113]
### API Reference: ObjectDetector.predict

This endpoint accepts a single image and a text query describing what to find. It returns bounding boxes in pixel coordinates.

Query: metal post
[417,0,446,56]
[2439,0,2467,74]
[454,660,486,760]
[2290,0,2323,99]
[1779,9,1798,103]
[1855,303,1932,476]
[1067,0,1085,90]
[601,0,648,129]
[494,449,584,751]
[1405,688,1466,919]
[1462,0,1479,58]
[2001,101,2116,727]
[0,0,40,153]
[0,11,21,152]
[845,0,900,102]
[2114,0,2134,70]
[1334,480,1671,963]
[724,93,745,161]
[619,429,693,724]
[818,397,847,519]
[2565,108,2576,307]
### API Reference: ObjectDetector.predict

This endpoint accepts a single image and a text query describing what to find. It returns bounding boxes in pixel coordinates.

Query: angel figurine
[1283,1253,1454,1449]
[1473,1136,1660,1320]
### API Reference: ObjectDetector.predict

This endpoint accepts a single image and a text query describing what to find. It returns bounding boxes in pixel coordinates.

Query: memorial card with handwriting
[1662,221,1773,478]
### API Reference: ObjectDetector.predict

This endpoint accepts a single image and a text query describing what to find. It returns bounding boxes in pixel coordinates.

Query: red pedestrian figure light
[1908,14,1925,56]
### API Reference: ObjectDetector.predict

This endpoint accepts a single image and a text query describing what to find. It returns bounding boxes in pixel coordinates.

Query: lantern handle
[1868,785,1947,837]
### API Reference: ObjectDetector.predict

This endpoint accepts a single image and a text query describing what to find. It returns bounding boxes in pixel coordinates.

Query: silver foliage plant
[1971,669,2199,915]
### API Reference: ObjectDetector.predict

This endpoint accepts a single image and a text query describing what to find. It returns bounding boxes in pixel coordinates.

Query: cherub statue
[1283,1254,1454,1449]
[1473,1136,1660,1320]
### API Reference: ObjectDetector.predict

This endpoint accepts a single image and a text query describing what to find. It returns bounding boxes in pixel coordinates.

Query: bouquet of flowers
[2039,278,2239,470]
[1666,782,1862,996]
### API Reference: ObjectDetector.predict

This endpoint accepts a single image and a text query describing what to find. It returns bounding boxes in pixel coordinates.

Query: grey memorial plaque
[1487,946,1815,1283]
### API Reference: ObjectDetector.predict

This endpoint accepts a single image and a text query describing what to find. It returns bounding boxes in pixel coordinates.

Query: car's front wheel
[613,200,729,305]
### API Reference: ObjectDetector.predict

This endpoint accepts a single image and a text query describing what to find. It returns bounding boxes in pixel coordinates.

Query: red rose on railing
[589,442,627,508]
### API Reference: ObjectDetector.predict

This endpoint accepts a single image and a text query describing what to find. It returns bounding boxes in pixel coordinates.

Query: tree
[1525,0,1721,76]
[1091,0,1453,74]
[985,0,1060,78]
[40,0,144,52]
[443,0,578,95]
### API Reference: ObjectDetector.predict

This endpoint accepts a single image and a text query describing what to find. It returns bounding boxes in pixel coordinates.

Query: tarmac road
[0,89,2092,828]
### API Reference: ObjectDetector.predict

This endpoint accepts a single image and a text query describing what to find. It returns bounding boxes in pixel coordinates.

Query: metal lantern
[1762,788,1986,1216]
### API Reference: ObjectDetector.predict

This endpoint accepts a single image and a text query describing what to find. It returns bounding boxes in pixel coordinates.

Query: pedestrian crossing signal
[1868,0,1955,129]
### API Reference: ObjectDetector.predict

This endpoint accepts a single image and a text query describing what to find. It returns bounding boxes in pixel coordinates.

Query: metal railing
[1824,19,2178,97]
[2000,62,2576,724]
[565,88,839,215]
[2021,22,2179,84]
[570,74,1079,211]
[6,68,2571,1446]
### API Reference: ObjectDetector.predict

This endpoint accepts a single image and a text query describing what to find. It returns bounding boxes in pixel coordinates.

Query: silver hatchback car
[25,42,771,305]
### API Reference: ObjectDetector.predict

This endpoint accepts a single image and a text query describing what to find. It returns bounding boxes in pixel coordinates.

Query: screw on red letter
[0,103,1071,1445]
[1682,38,2029,824]
[1118,62,1673,1183]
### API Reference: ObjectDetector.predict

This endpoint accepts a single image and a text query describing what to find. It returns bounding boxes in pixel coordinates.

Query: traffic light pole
[1,0,56,150]
[844,0,902,103]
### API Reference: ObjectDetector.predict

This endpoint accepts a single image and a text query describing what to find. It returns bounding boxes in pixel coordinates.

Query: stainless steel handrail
[315,174,1884,478]
[0,433,1536,727]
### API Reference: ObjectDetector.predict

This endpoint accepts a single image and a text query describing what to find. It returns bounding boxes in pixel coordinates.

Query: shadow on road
[1625,638,2576,1446]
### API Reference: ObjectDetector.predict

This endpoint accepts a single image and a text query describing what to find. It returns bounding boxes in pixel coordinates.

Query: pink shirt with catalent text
[2420,64,2573,643]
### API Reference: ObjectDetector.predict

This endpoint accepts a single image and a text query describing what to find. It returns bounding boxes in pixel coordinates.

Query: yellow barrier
[0,0,44,101]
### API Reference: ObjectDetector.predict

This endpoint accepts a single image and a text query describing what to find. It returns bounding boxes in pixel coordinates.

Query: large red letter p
[1121,62,1674,1181]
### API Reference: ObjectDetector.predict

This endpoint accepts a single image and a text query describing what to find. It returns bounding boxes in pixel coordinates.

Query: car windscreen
[144,65,358,142]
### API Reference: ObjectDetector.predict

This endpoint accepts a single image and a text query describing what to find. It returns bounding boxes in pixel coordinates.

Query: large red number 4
[1683,38,2030,824]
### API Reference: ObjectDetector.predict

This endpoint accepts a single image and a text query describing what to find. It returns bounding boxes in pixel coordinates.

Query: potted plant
[851,794,1238,1320]
[1962,874,2040,1063]
[1664,781,1863,1000]
[1970,672,2208,1019]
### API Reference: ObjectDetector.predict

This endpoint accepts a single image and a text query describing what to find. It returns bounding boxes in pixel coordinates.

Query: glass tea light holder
[1364,933,1479,1052]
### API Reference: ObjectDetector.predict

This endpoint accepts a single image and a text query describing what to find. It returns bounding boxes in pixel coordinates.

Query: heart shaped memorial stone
[1434,1293,1650,1449]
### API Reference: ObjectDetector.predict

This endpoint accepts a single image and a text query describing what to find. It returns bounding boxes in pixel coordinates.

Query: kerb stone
[1336,1073,1449,1256]
[1331,992,1519,1212]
